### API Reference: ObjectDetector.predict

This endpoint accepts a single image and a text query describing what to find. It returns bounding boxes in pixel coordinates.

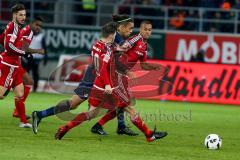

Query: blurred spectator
[169,10,185,30]
[221,1,231,10]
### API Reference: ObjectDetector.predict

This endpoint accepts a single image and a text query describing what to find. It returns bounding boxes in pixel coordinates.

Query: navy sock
[117,109,126,129]
[37,107,55,119]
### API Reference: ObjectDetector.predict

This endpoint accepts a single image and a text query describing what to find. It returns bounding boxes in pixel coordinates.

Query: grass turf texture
[0,92,239,160]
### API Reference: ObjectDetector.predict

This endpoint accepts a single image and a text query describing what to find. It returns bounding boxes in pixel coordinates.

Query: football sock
[131,115,152,137]
[37,100,71,119]
[15,96,27,123]
[37,107,54,119]
[65,112,89,130]
[117,108,126,129]
[13,85,31,116]
[98,110,117,126]
[23,85,31,101]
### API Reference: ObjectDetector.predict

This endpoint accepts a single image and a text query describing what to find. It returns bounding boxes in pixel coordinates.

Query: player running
[55,21,168,142]
[32,15,138,136]
[0,4,44,128]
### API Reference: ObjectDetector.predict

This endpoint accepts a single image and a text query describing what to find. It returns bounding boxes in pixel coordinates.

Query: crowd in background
[1,0,240,33]
[118,0,239,33]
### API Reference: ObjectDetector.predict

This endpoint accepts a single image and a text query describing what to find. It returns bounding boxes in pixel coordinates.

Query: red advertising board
[50,55,240,105]
[165,33,240,65]
[131,60,240,105]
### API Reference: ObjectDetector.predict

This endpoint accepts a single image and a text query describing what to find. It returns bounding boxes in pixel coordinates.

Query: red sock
[15,97,27,123]
[13,85,31,116]
[98,110,117,126]
[131,115,152,137]
[13,108,19,116]
[66,112,89,130]
[23,85,31,102]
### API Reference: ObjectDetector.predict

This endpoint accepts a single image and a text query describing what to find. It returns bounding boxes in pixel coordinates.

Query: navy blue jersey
[114,32,125,45]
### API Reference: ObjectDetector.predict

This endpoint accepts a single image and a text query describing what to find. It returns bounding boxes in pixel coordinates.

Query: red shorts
[115,74,131,108]
[19,65,26,75]
[88,74,131,110]
[0,62,23,89]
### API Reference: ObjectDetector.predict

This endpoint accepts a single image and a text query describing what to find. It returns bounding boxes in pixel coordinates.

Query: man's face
[119,22,134,39]
[31,20,43,34]
[140,23,152,40]
[15,10,26,25]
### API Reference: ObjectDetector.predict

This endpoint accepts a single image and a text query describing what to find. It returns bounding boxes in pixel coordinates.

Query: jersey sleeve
[4,22,25,55]
[21,27,33,45]
[127,34,142,47]
[99,47,112,86]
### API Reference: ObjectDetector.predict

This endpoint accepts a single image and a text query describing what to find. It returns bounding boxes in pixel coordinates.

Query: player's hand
[104,85,113,94]
[115,44,127,52]
[127,71,138,85]
[122,41,131,50]
[38,49,45,55]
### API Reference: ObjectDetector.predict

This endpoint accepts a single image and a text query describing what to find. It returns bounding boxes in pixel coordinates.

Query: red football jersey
[91,40,115,87]
[1,21,26,66]
[119,34,147,70]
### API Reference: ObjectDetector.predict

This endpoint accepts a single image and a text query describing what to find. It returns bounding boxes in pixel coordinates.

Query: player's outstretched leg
[32,95,84,134]
[55,107,104,140]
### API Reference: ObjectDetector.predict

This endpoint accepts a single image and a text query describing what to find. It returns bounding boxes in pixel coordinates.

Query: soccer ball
[204,134,222,150]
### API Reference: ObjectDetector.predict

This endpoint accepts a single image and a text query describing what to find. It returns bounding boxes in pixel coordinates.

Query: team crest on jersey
[136,51,143,56]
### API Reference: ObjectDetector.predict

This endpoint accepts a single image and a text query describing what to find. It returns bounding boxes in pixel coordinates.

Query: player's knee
[14,96,23,101]
[70,97,85,109]
[25,78,34,85]
[0,95,4,99]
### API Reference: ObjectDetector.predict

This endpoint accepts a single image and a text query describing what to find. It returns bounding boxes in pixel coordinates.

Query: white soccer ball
[204,134,222,150]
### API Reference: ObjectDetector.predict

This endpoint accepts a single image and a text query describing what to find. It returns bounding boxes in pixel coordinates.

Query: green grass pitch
[0,92,239,160]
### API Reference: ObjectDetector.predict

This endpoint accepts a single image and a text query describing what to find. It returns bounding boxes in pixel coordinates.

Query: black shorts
[74,64,96,100]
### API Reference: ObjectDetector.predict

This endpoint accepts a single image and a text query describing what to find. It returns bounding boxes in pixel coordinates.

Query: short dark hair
[101,22,117,38]
[11,4,25,14]
[140,20,152,26]
[112,14,133,27]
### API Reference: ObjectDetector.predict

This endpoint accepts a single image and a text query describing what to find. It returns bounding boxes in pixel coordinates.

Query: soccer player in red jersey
[54,22,118,139]
[0,4,44,128]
